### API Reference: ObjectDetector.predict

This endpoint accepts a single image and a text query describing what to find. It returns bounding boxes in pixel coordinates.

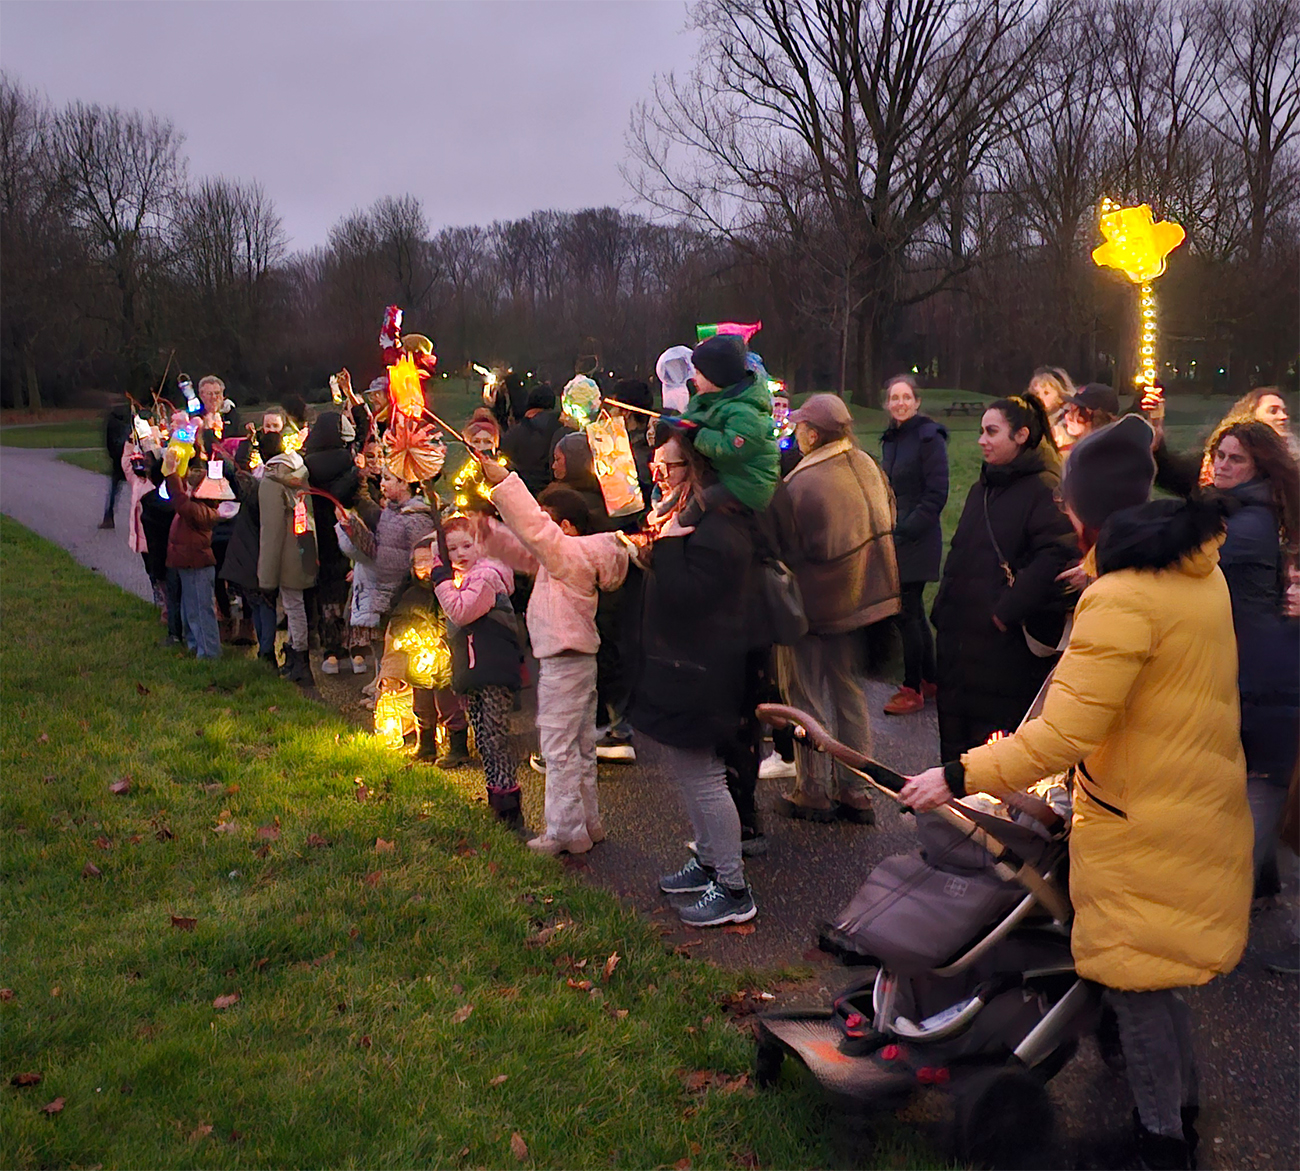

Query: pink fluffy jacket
[433,556,515,629]
[482,472,628,658]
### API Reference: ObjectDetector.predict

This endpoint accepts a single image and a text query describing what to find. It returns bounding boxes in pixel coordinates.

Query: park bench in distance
[942,399,985,416]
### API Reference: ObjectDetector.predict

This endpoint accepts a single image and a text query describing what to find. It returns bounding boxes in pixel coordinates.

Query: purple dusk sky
[1,0,695,251]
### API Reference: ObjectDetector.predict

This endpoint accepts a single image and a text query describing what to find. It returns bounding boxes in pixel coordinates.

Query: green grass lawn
[0,516,943,1170]
[0,420,102,449]
[58,449,112,475]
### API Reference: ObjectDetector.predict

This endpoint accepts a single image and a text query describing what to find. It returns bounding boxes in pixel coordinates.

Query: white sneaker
[350,655,368,674]
[758,753,796,780]
[321,656,340,675]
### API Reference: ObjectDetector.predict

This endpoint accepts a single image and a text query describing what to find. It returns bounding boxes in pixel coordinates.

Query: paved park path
[3,441,1296,1169]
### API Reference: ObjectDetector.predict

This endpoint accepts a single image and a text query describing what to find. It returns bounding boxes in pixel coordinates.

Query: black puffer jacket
[302,412,361,586]
[219,467,264,593]
[628,500,755,750]
[501,411,563,496]
[880,414,949,583]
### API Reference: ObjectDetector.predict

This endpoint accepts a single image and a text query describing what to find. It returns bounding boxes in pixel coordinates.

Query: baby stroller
[752,702,1097,1169]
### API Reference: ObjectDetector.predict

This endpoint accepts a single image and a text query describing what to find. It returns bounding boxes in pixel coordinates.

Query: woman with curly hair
[1198,387,1297,483]
[1208,421,1300,899]
[1025,365,1075,454]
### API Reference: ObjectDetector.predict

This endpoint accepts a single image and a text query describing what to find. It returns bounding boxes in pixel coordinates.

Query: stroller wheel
[952,1065,1054,1170]
[754,1039,785,1089]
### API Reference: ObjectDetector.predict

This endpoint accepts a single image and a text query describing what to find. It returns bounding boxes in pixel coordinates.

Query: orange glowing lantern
[374,679,417,750]
[387,354,426,418]
[587,413,645,518]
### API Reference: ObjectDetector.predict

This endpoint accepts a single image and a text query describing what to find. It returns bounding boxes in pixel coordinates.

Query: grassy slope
[0,517,941,1170]
[58,450,112,475]
[0,421,102,448]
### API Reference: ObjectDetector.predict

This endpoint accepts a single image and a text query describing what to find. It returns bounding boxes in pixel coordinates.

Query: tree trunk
[23,344,42,410]
[850,303,884,409]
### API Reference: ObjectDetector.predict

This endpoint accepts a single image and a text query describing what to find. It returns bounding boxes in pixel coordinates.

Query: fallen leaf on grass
[306,833,330,848]
[109,777,131,795]
[212,992,240,1009]
[359,1035,372,1049]
[128,834,142,844]
[509,1132,528,1161]
[524,921,570,948]
[0,989,13,1001]
[374,838,395,854]
[37,732,49,744]
[489,1074,508,1086]
[566,977,593,992]
[602,952,621,980]
[255,824,280,841]
[609,1007,629,1020]
[202,783,225,795]
[170,915,197,932]
[212,821,239,835]
[451,1003,474,1024]
[10,1072,41,1086]
[735,1149,760,1168]
[81,862,102,878]
[362,870,383,887]
[267,705,279,713]
[674,1159,691,1170]
[136,682,151,696]
[188,1123,213,1141]
[94,836,112,850]
[722,923,756,936]
[41,1097,64,1114]
[154,825,174,842]
[354,778,369,802]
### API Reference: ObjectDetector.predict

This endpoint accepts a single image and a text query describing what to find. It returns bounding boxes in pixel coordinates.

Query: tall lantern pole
[1091,198,1186,419]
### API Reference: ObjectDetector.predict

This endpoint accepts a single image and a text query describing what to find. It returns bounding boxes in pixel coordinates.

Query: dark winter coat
[628,499,756,750]
[139,482,176,582]
[931,447,1078,754]
[105,405,133,480]
[218,468,265,593]
[164,473,219,570]
[501,410,563,496]
[880,414,949,583]
[553,431,614,532]
[302,412,361,586]
[434,558,524,694]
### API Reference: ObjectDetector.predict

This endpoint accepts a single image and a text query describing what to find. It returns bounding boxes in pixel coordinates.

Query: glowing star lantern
[561,376,602,429]
[1092,198,1186,413]
[452,451,506,510]
[390,612,452,691]
[696,321,762,345]
[474,363,499,406]
[280,426,305,456]
[387,354,426,418]
[374,679,417,750]
[385,414,446,483]
[586,414,645,518]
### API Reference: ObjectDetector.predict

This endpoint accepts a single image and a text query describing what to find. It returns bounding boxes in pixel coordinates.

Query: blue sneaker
[678,881,757,928]
[659,856,713,894]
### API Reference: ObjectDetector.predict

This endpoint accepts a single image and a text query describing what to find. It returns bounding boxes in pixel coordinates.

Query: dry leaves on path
[212,992,240,1010]
[509,1132,528,1161]
[451,1003,474,1024]
[722,923,756,936]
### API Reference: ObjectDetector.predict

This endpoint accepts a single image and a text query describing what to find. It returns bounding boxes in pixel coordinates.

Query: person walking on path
[931,395,1077,761]
[100,399,135,529]
[768,393,900,824]
[879,375,948,715]
[901,415,1252,1171]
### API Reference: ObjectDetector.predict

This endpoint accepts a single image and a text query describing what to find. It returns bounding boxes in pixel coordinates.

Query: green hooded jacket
[680,372,779,511]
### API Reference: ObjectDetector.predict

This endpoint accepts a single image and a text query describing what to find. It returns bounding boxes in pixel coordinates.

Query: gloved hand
[430,562,454,586]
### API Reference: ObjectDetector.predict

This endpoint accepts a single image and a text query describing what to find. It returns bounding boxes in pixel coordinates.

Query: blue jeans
[178,567,220,659]
[249,591,278,657]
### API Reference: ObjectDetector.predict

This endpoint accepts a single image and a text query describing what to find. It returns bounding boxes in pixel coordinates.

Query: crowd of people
[106,347,1296,1168]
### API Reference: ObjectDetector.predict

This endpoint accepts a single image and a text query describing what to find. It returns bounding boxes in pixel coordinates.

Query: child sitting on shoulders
[476,455,629,856]
[429,516,525,829]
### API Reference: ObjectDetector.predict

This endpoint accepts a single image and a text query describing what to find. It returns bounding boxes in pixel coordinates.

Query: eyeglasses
[652,460,687,476]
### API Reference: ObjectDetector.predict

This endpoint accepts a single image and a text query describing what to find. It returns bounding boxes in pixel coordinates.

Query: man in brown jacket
[769,394,900,822]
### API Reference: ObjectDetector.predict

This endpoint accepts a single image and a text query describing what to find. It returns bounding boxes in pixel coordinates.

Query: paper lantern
[390,612,452,691]
[385,414,446,483]
[587,413,645,519]
[1091,201,1185,284]
[374,679,417,750]
[696,321,762,344]
[561,376,602,429]
[387,354,426,418]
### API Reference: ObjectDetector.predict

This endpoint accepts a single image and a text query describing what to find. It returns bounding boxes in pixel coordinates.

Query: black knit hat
[691,334,748,389]
[1061,414,1156,530]
[614,378,653,411]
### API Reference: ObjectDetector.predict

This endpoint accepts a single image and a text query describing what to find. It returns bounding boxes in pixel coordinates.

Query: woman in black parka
[931,395,1078,760]
[302,411,362,673]
[880,375,949,714]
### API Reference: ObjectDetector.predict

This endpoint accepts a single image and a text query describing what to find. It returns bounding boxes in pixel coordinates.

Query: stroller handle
[757,704,907,795]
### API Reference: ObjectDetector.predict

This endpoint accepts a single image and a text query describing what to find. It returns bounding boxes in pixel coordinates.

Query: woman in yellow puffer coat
[902,415,1251,1171]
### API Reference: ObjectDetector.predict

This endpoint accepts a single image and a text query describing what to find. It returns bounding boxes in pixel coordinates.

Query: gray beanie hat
[1061,414,1156,530]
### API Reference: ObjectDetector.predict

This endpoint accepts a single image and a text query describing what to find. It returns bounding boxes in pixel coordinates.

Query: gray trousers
[638,734,744,889]
[1248,775,1291,881]
[280,587,309,652]
[537,653,600,844]
[1105,988,1199,1139]
[776,631,873,800]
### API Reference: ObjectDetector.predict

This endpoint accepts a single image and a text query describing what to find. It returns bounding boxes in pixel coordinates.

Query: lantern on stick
[586,413,645,518]
[561,375,602,429]
[385,414,446,483]
[1091,199,1185,414]
[374,679,417,750]
[473,363,500,407]
[696,321,762,345]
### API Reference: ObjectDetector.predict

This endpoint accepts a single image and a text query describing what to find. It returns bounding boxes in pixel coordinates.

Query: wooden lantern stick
[602,396,661,420]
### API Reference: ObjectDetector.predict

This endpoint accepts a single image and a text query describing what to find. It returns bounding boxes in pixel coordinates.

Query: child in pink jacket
[477,459,629,855]
[429,516,525,829]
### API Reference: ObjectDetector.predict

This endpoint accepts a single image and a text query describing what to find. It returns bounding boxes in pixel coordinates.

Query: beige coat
[771,437,900,634]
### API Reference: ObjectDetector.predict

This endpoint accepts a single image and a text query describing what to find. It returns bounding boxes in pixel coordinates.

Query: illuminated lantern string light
[390,612,452,691]
[1092,198,1185,413]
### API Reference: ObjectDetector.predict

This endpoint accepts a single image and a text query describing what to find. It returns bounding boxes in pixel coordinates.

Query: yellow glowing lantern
[373,679,417,750]
[587,413,645,518]
[388,354,426,418]
[561,376,602,429]
[390,613,452,691]
[281,425,306,455]
[1092,198,1185,412]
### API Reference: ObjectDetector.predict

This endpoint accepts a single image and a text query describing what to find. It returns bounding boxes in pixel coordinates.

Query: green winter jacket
[681,372,779,511]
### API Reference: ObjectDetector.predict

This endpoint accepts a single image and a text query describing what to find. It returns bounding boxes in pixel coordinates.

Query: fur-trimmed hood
[1095,495,1226,576]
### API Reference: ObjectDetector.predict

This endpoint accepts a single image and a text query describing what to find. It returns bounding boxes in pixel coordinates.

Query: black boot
[1134,1113,1193,1170]
[416,726,440,761]
[436,727,471,769]
[286,647,316,689]
[487,787,524,833]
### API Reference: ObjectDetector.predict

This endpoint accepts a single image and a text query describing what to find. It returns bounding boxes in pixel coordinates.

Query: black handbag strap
[982,488,1016,588]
